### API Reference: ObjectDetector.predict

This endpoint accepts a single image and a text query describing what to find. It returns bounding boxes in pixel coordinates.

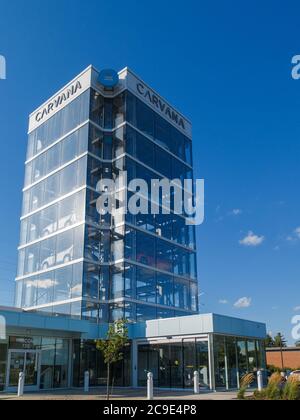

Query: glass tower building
[0,67,266,393]
[15,66,198,324]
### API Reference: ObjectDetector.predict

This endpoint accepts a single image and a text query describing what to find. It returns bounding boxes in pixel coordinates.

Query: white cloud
[234,297,252,309]
[239,231,265,247]
[231,209,242,216]
[219,299,229,305]
[295,227,300,239]
[293,306,300,312]
[287,228,300,242]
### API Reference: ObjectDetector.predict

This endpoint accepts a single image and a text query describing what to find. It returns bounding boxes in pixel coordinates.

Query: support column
[224,338,229,391]
[208,334,216,391]
[68,339,73,388]
[131,340,138,388]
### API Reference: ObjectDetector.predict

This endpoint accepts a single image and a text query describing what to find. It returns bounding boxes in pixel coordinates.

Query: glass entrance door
[6,350,41,392]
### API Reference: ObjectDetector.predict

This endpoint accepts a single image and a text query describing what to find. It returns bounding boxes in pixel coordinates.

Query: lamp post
[279,335,285,372]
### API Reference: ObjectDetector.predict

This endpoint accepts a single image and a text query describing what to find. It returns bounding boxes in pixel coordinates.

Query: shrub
[265,372,283,400]
[253,389,267,400]
[237,373,255,400]
[266,382,282,400]
[252,372,300,400]
[282,376,300,401]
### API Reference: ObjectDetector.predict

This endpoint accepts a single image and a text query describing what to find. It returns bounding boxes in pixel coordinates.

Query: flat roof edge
[29,65,192,126]
[29,65,93,118]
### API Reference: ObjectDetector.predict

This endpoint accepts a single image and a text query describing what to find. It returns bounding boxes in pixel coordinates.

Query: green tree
[295,340,300,348]
[96,319,129,400]
[273,333,287,348]
[265,334,275,348]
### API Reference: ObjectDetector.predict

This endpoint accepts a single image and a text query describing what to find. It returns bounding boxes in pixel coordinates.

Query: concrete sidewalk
[0,388,247,400]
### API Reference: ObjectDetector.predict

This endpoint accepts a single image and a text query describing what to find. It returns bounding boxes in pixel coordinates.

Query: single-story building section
[0,307,266,393]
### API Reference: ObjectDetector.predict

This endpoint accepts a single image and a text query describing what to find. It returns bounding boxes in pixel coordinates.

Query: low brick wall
[266,348,300,370]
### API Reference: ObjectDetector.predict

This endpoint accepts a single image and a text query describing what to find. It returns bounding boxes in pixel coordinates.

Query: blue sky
[0,0,300,343]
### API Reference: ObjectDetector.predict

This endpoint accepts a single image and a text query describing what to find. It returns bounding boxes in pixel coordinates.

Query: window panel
[24,243,40,275]
[90,90,104,126]
[171,126,185,161]
[190,282,198,312]
[58,193,78,230]
[17,250,25,277]
[31,183,44,212]
[126,91,136,126]
[173,247,190,277]
[62,132,78,164]
[124,302,136,323]
[155,147,172,178]
[28,90,89,160]
[136,100,154,139]
[44,172,59,205]
[56,230,74,266]
[185,138,192,166]
[83,263,100,300]
[136,267,156,303]
[156,213,174,241]
[155,115,171,151]
[124,263,136,299]
[24,157,87,216]
[109,303,124,323]
[32,152,46,183]
[60,164,76,196]
[40,204,58,238]
[99,266,109,301]
[111,264,124,300]
[136,231,155,267]
[156,239,173,273]
[124,227,135,261]
[22,277,38,308]
[136,132,155,168]
[157,309,175,319]
[36,272,55,306]
[27,213,40,243]
[157,273,174,307]
[112,226,125,261]
[113,93,125,128]
[82,301,99,322]
[15,280,23,307]
[125,125,135,157]
[40,237,56,271]
[136,212,155,234]
[136,304,157,322]
[46,142,61,175]
[114,126,125,158]
[54,265,72,302]
[174,278,190,310]
[71,263,83,298]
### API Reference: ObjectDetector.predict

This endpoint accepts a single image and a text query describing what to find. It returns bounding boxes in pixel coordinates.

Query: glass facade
[138,340,209,389]
[0,335,70,391]
[0,341,7,391]
[73,340,131,388]
[0,331,265,392]
[138,336,266,390]
[15,73,198,323]
[213,335,266,389]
